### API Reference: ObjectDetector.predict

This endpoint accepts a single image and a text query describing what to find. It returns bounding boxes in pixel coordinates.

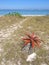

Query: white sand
[22,15,46,17]
[0,18,28,41]
[0,15,46,17]
[41,63,47,65]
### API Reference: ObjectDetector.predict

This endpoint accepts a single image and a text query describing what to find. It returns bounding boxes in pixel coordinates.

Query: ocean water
[0,9,49,16]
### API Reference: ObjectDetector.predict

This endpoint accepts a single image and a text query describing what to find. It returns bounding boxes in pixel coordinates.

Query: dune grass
[5,12,22,18]
[0,15,49,65]
[0,14,25,30]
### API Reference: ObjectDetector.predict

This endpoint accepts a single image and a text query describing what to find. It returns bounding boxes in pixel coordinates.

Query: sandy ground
[0,15,49,65]
[22,15,46,17]
[0,18,28,41]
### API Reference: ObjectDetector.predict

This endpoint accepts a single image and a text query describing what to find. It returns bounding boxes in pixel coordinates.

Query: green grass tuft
[5,12,22,17]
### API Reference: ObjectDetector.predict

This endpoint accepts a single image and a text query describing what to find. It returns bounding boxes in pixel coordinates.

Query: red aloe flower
[22,32,43,50]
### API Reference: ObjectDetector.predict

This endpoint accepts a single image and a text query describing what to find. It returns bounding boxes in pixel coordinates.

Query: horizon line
[0,8,49,10]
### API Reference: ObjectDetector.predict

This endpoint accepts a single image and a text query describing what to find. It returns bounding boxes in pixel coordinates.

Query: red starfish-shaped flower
[22,33,43,49]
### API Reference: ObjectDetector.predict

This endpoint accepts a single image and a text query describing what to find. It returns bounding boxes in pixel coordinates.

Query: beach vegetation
[0,16,49,65]
[5,12,22,18]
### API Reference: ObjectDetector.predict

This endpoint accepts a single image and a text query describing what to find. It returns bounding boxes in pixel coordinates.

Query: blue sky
[0,0,49,9]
